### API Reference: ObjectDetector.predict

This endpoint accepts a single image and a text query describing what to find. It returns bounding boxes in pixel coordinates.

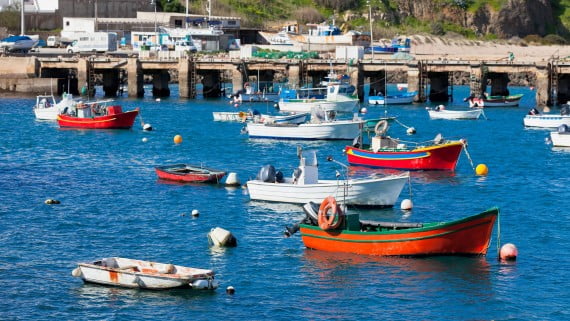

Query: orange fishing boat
[286,197,498,257]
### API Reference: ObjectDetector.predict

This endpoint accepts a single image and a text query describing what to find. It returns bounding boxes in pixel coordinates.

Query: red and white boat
[57,102,139,129]
[344,120,464,171]
[155,164,227,183]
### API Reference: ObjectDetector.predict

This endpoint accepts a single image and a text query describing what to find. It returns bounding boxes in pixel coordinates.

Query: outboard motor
[528,108,540,116]
[558,124,569,134]
[561,105,570,116]
[275,170,284,183]
[257,165,276,182]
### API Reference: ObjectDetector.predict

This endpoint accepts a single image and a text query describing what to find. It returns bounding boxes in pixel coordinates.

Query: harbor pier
[1,55,569,107]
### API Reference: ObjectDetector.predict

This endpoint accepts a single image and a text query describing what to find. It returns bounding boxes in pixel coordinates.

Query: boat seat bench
[359,220,423,230]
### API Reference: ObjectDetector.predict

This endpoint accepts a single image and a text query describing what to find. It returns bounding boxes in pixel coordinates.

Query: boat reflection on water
[552,146,570,153]
[300,249,493,293]
[72,282,216,304]
[348,166,460,184]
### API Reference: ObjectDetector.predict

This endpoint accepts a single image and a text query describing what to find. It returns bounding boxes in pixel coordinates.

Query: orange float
[317,196,344,230]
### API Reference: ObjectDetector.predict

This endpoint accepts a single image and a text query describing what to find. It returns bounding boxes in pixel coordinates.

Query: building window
[175,19,182,27]
[228,21,236,25]
[66,21,70,26]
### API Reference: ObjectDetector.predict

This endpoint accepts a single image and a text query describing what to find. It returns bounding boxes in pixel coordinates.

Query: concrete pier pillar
[349,67,364,102]
[178,58,192,98]
[536,64,549,108]
[429,73,449,102]
[369,72,386,97]
[152,71,170,97]
[232,67,243,94]
[407,65,421,102]
[127,58,144,98]
[287,65,300,89]
[469,64,483,96]
[76,58,95,97]
[489,73,510,96]
[102,70,119,97]
[202,72,221,98]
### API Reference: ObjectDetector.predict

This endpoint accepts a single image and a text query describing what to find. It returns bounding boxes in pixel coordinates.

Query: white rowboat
[72,257,218,290]
[428,108,483,120]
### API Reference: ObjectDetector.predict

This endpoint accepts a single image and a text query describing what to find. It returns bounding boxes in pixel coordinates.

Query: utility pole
[20,0,24,35]
[367,0,374,60]
[186,0,189,28]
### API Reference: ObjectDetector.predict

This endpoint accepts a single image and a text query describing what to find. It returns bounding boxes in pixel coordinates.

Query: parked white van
[66,32,117,53]
[174,40,197,53]
[47,36,61,48]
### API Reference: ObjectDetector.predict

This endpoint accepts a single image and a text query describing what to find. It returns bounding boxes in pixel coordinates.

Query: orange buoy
[173,134,183,144]
[317,196,344,230]
[500,243,518,261]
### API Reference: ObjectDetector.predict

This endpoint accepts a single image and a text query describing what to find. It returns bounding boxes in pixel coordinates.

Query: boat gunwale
[299,207,498,237]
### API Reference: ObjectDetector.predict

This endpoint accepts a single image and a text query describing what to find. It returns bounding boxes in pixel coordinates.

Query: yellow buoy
[475,164,488,176]
[173,134,183,144]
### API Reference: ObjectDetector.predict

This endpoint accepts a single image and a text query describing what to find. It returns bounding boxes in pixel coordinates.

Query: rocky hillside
[208,0,569,41]
[384,0,565,39]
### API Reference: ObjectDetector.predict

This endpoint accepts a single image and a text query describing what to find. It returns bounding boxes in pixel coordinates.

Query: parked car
[47,36,61,48]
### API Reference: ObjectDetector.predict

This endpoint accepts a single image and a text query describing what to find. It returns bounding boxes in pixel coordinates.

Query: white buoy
[71,267,81,277]
[400,199,413,210]
[226,286,235,294]
[225,172,241,186]
[155,98,161,102]
[208,227,237,247]
[143,123,153,131]
[142,137,148,143]
[407,127,416,135]
[360,107,368,114]
[191,209,200,217]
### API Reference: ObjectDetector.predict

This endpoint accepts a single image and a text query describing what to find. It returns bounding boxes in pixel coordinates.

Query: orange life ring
[317,196,343,230]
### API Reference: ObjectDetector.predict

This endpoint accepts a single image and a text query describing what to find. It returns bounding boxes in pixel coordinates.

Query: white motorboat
[33,93,76,120]
[245,108,363,140]
[427,105,484,120]
[213,110,308,124]
[550,125,570,147]
[523,107,570,128]
[268,30,294,46]
[278,74,359,114]
[71,257,219,290]
[246,148,409,207]
[212,111,252,122]
[368,92,416,105]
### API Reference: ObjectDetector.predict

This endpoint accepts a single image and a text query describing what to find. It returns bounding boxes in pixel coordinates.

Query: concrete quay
[1,54,569,107]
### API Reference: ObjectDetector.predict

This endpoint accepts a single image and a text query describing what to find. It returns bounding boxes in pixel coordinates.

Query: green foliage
[543,34,567,44]
[0,5,20,34]
[465,0,506,13]
[443,22,476,38]
[160,0,185,13]
[552,0,570,34]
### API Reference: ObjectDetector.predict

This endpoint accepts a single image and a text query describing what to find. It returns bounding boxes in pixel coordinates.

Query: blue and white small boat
[369,92,417,105]
[0,35,36,53]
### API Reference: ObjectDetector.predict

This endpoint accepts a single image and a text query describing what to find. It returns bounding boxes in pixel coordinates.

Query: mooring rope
[393,118,414,130]
[462,142,476,172]
[496,209,501,257]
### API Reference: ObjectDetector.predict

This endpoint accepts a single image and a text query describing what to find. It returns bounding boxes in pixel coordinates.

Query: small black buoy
[45,199,61,205]
[226,286,235,295]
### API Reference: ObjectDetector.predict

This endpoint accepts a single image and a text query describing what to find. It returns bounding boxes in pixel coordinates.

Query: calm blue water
[1,85,569,320]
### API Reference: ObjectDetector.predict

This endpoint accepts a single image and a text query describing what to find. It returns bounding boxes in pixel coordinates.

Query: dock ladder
[189,55,197,98]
